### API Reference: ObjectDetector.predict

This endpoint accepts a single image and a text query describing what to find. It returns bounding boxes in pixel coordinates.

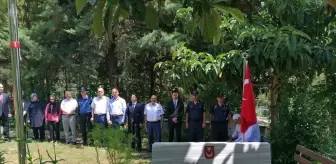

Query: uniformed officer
[210,92,230,141]
[185,90,206,142]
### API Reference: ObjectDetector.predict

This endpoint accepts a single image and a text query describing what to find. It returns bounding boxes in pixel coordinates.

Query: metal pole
[242,53,247,142]
[7,0,26,163]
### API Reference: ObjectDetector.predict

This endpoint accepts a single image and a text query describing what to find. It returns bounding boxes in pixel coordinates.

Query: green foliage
[26,144,44,164]
[91,125,134,164]
[92,0,106,36]
[44,144,65,164]
[76,0,244,44]
[155,44,243,91]
[76,0,88,14]
[271,79,335,163]
[145,5,159,29]
[0,151,6,164]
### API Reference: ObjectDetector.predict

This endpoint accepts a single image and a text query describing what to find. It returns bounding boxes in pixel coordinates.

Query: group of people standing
[0,83,260,153]
[23,87,128,145]
[22,90,83,144]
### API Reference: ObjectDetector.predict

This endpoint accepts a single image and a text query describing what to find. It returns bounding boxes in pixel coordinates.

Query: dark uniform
[186,91,205,142]
[210,102,230,141]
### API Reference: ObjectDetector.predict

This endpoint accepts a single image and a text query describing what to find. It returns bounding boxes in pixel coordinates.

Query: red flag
[240,61,257,134]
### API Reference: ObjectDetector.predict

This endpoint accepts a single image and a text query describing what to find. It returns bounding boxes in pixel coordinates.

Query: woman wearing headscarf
[27,93,45,141]
[45,95,61,143]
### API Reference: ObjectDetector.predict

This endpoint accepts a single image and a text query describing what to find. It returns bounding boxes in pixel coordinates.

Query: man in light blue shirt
[232,114,261,142]
[107,88,127,128]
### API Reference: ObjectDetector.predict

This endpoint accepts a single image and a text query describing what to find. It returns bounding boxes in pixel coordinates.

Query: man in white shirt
[61,91,78,144]
[107,88,126,128]
[231,114,241,141]
[91,87,109,127]
[144,95,164,152]
[231,113,260,142]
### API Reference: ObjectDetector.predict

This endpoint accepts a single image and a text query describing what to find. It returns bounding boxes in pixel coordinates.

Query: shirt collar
[81,95,88,100]
[150,103,157,106]
[112,96,120,101]
[98,96,105,100]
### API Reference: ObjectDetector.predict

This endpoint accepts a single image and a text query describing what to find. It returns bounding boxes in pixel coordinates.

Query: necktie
[174,100,177,108]
[133,104,135,108]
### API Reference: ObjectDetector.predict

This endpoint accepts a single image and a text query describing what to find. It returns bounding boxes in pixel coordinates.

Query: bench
[294,145,336,164]
[152,142,271,164]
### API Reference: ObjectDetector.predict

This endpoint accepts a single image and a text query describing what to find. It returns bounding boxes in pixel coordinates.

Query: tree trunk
[45,74,49,100]
[150,65,155,96]
[106,40,119,89]
[270,75,281,128]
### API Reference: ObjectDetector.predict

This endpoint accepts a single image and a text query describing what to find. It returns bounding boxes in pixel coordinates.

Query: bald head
[97,87,104,98]
[65,91,72,99]
[150,95,157,104]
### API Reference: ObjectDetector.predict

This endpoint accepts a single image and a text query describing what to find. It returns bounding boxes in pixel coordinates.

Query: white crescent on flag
[243,79,249,100]
[244,79,249,85]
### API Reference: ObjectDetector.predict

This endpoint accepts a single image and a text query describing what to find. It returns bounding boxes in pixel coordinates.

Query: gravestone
[152,142,271,164]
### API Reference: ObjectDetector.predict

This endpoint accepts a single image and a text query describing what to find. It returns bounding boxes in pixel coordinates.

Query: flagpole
[8,0,26,163]
[242,53,247,142]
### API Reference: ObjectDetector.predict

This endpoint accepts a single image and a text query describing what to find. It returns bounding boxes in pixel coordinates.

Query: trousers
[212,122,228,141]
[0,113,9,139]
[168,121,182,142]
[128,122,141,151]
[62,115,76,143]
[80,113,92,144]
[32,126,45,141]
[48,121,60,141]
[147,121,161,151]
[189,121,204,142]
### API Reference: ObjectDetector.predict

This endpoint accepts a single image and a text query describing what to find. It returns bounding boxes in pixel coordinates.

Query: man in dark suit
[167,88,184,142]
[125,94,144,151]
[0,83,12,141]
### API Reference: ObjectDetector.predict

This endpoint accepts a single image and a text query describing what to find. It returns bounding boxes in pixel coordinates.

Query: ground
[0,141,150,164]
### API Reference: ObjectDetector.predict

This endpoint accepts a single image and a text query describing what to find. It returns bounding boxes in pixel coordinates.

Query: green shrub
[271,84,335,164]
[0,151,6,164]
[91,125,134,164]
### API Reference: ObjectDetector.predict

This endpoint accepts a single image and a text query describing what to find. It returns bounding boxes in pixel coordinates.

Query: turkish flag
[240,62,257,134]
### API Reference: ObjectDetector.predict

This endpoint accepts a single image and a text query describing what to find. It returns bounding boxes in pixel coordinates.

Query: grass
[0,141,150,164]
